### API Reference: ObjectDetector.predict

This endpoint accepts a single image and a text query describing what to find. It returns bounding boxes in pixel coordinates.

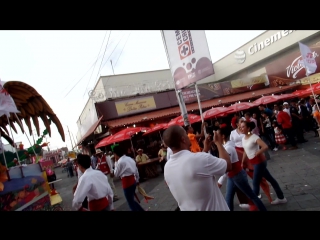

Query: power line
[99,32,128,74]
[82,30,109,98]
[93,31,112,91]
[114,32,131,67]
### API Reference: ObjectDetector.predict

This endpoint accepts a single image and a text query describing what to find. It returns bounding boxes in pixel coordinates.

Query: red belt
[88,197,109,211]
[121,175,135,189]
[235,147,244,151]
[248,154,266,165]
[227,161,243,178]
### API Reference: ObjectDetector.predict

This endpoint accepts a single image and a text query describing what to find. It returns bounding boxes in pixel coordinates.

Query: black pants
[264,127,277,149]
[82,197,88,209]
[68,167,74,177]
[292,120,305,142]
[160,159,167,173]
[282,127,297,147]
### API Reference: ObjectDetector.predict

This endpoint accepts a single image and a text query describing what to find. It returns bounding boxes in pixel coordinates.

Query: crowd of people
[69,96,319,211]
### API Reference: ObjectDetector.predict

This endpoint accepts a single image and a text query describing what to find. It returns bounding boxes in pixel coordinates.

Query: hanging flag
[298,42,318,75]
[0,80,20,117]
[162,31,214,90]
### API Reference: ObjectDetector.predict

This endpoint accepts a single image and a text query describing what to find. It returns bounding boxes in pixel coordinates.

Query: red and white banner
[162,30,214,90]
[299,42,318,75]
[0,80,20,117]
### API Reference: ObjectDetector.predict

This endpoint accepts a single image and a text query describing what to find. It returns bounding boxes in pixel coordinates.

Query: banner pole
[160,30,190,126]
[6,115,21,165]
[0,131,8,168]
[306,73,320,112]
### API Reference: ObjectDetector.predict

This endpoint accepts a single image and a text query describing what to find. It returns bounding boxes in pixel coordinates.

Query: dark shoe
[289,146,298,150]
[113,197,119,202]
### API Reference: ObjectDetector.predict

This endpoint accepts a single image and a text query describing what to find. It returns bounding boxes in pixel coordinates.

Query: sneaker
[271,197,287,205]
[239,204,250,209]
[258,194,262,199]
[273,147,278,151]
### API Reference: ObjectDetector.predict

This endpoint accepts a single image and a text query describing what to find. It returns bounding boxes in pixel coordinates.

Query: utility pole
[71,132,77,151]
[110,60,115,75]
[67,126,73,151]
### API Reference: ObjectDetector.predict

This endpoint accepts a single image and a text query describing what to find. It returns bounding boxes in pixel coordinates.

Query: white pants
[106,173,118,198]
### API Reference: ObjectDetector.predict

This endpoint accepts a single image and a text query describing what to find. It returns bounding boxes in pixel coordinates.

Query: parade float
[0,80,65,211]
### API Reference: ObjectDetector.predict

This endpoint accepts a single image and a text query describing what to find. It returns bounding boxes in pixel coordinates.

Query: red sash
[88,197,109,211]
[121,175,135,189]
[248,154,266,165]
[227,161,243,178]
[97,156,110,174]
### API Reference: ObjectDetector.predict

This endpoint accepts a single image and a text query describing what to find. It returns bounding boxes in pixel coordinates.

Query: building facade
[76,30,320,147]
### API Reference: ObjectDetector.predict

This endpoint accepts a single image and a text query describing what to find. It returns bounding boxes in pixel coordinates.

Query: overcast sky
[0,30,265,150]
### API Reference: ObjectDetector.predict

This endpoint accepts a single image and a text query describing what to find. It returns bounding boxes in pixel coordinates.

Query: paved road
[54,132,320,211]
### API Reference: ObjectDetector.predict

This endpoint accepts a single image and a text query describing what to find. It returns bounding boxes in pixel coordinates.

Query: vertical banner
[162,30,215,90]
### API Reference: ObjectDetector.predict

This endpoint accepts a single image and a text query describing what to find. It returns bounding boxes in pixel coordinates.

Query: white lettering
[264,38,270,46]
[247,30,295,55]
[248,45,255,55]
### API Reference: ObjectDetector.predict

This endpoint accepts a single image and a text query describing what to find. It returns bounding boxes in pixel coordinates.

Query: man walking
[163,125,231,211]
[96,149,119,201]
[277,105,298,150]
[113,145,144,211]
[72,154,114,211]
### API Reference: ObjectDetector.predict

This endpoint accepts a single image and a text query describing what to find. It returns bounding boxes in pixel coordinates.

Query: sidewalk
[55,132,320,211]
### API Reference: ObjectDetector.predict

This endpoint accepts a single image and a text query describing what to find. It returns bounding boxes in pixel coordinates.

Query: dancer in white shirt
[72,154,114,211]
[113,145,144,211]
[241,121,287,205]
[163,125,231,211]
[217,126,266,211]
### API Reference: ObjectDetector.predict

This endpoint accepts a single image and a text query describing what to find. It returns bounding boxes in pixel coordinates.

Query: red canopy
[95,127,150,148]
[226,102,258,113]
[253,95,282,105]
[165,114,202,128]
[202,107,231,120]
[274,93,297,101]
[292,89,311,97]
[306,82,320,93]
[95,135,114,149]
[143,123,168,136]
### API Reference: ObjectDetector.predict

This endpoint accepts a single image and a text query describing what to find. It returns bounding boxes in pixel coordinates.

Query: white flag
[162,31,214,90]
[298,42,318,75]
[0,80,20,117]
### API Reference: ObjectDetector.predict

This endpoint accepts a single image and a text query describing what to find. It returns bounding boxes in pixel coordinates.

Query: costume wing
[0,81,65,143]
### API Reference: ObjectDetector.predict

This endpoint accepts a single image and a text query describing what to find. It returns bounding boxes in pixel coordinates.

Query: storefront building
[76,30,320,149]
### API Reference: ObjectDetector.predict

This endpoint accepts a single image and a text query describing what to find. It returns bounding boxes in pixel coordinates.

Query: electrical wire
[114,31,131,67]
[99,32,128,73]
[93,31,113,89]
[82,30,109,98]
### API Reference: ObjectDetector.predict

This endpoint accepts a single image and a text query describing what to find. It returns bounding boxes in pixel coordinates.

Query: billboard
[162,30,214,89]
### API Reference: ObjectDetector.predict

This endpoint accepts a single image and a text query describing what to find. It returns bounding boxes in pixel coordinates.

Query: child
[273,121,286,150]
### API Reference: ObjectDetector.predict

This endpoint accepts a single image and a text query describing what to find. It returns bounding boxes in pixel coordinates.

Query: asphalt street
[54,131,320,211]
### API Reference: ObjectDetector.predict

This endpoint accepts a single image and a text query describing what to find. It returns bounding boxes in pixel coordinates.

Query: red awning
[77,116,103,145]
[105,85,300,128]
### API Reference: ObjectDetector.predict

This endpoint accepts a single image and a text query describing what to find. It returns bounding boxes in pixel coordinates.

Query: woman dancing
[240,121,287,205]
[217,125,267,211]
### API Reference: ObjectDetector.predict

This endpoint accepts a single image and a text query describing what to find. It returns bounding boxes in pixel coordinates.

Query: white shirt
[114,155,139,182]
[217,141,239,185]
[230,129,244,148]
[164,150,229,211]
[77,168,83,179]
[72,167,114,210]
[106,155,114,173]
[166,147,173,161]
[283,108,291,119]
[242,134,260,159]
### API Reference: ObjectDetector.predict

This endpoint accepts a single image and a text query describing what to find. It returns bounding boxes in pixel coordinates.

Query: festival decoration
[0,80,65,145]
